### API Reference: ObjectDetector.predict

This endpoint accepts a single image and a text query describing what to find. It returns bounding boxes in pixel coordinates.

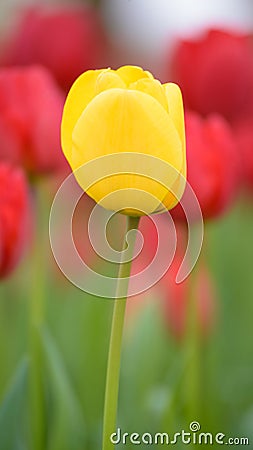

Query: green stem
[29,186,47,450]
[184,265,204,442]
[185,285,201,420]
[102,215,140,450]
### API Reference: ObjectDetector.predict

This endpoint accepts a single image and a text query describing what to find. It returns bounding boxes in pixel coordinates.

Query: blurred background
[0,1,253,449]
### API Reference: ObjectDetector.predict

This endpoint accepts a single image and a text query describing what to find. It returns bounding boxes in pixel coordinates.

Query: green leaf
[41,327,86,450]
[0,358,28,450]
[120,301,169,430]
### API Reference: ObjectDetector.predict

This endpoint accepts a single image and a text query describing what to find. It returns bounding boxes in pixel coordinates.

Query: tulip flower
[234,117,253,191]
[0,66,66,176]
[61,65,186,216]
[127,251,215,340]
[126,219,214,339]
[171,111,239,220]
[1,5,106,90]
[0,163,30,278]
[161,254,215,340]
[61,65,186,450]
[171,29,253,122]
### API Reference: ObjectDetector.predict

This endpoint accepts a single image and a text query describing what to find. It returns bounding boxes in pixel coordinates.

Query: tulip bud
[1,5,106,91]
[161,255,215,340]
[234,117,253,191]
[171,29,253,122]
[171,111,239,220]
[61,66,186,216]
[0,163,31,278]
[0,66,66,176]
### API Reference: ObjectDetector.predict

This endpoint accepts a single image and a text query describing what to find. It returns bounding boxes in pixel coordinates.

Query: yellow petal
[161,172,186,211]
[61,69,106,161]
[95,71,126,95]
[71,88,183,214]
[164,83,185,150]
[116,65,153,86]
[130,78,168,111]
[163,83,186,209]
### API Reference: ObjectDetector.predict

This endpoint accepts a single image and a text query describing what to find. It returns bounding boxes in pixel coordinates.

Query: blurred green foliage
[0,198,253,449]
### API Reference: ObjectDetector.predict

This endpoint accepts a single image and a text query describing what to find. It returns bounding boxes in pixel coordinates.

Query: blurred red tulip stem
[183,252,208,426]
[29,184,48,450]
[185,271,202,420]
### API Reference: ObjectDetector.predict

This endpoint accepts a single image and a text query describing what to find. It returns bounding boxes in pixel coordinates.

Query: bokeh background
[0,1,253,449]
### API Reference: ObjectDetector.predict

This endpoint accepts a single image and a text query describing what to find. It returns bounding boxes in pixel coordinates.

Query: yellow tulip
[61,65,186,216]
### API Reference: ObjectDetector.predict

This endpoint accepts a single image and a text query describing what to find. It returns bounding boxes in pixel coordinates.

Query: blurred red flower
[0,163,31,278]
[1,5,106,91]
[171,111,239,220]
[130,216,158,276]
[161,253,215,341]
[0,66,66,176]
[171,29,253,122]
[127,220,215,340]
[234,117,253,191]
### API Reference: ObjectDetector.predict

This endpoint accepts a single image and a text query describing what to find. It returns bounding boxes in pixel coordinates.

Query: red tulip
[0,66,66,176]
[161,254,215,340]
[234,117,253,191]
[126,220,215,340]
[0,163,31,278]
[1,5,106,91]
[130,216,158,276]
[171,111,239,220]
[171,29,253,122]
